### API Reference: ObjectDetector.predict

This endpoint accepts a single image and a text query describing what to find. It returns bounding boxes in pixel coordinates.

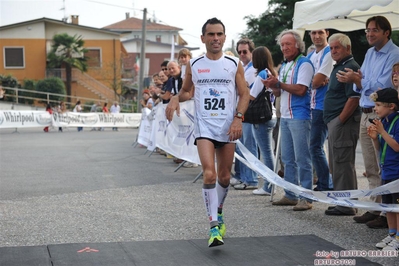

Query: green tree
[20,79,36,104]
[242,0,301,65]
[0,74,19,102]
[241,0,379,66]
[36,77,66,104]
[47,33,88,101]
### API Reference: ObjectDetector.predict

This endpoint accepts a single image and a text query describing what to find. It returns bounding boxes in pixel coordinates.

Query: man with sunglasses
[159,60,173,104]
[337,16,399,229]
[230,38,259,191]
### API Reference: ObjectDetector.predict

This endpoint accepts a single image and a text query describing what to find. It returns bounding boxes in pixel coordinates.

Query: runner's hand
[227,118,242,141]
[165,95,180,121]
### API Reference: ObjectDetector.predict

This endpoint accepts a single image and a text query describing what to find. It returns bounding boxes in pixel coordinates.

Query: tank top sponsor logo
[198,68,211,73]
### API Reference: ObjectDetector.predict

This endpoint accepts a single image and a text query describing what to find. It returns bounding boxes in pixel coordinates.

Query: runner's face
[201,23,225,54]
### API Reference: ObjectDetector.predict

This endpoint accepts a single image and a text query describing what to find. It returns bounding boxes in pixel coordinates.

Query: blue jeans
[310,109,333,190]
[280,118,312,201]
[252,119,276,192]
[238,122,258,186]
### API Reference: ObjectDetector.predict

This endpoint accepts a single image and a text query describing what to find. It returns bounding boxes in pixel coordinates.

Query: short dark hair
[236,38,255,53]
[161,60,169,67]
[366,16,392,39]
[201,17,225,36]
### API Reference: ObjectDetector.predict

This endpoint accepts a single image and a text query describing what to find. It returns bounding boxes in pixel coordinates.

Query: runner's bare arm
[227,63,249,141]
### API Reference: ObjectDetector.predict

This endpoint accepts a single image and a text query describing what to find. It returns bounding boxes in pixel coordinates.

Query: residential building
[103,13,199,81]
[0,17,125,105]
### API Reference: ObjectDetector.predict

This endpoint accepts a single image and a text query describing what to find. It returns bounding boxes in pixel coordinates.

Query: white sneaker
[252,188,272,196]
[376,234,395,249]
[382,238,399,251]
[182,162,198,168]
[230,177,242,186]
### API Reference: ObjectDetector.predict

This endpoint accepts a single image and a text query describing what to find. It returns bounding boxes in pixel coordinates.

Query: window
[85,48,101,68]
[4,47,25,68]
[156,35,161,42]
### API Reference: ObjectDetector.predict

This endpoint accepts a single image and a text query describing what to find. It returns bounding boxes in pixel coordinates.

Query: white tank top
[190,55,239,142]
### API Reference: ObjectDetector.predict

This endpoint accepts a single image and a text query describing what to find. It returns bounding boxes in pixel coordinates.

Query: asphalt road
[0,127,396,265]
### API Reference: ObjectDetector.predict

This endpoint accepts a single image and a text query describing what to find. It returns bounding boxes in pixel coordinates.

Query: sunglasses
[392,71,399,76]
[238,50,248,55]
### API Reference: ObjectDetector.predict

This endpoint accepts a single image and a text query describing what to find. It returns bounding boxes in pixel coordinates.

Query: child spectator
[368,88,399,251]
[392,62,399,91]
[178,48,192,80]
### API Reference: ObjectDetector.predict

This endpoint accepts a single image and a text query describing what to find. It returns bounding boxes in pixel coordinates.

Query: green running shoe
[208,226,224,247]
[218,213,226,237]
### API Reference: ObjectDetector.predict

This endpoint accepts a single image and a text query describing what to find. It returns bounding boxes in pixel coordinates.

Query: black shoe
[353,211,378,223]
[366,216,388,229]
[313,187,333,191]
[325,207,355,216]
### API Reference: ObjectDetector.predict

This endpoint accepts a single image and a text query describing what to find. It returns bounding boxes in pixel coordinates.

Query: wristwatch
[276,81,281,89]
[235,112,244,121]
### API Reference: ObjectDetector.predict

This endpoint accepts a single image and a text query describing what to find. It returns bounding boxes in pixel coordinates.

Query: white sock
[216,180,229,213]
[202,184,218,228]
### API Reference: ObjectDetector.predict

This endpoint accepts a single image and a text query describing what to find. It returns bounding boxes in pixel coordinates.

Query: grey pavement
[0,127,397,265]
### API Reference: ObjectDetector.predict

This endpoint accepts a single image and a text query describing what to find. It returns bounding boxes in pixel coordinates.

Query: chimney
[126,12,130,19]
[71,15,79,25]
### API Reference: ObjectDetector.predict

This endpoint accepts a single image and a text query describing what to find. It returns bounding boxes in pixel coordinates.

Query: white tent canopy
[293,0,399,32]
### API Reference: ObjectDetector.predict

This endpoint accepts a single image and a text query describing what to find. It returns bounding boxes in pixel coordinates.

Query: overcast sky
[0,0,269,56]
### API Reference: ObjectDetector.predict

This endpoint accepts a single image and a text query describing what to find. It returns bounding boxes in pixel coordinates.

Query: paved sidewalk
[0,127,396,265]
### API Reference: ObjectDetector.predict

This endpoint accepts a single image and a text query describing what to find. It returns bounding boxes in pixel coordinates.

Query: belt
[361,107,373,114]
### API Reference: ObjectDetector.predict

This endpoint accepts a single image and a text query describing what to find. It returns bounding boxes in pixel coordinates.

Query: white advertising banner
[154,101,201,165]
[0,110,141,129]
[137,108,153,147]
[147,106,158,152]
[236,141,399,213]
[0,110,51,128]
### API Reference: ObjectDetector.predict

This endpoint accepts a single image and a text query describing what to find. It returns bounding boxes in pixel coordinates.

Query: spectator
[110,101,120,131]
[323,33,361,216]
[368,88,399,251]
[73,100,83,132]
[140,89,153,109]
[57,101,66,132]
[392,62,399,91]
[178,48,192,80]
[160,60,173,104]
[90,102,101,131]
[250,46,277,196]
[307,29,334,191]
[337,15,399,228]
[263,29,314,211]
[230,38,258,190]
[100,102,109,131]
[43,103,53,133]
